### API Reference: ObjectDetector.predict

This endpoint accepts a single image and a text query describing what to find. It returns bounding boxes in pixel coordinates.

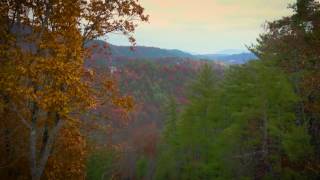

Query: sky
[107,0,296,54]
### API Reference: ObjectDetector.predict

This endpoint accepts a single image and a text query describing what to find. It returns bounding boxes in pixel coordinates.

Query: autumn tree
[0,0,147,179]
[105,59,202,179]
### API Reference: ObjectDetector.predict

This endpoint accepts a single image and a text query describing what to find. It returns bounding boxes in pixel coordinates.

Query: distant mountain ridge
[109,44,194,59]
[86,40,257,64]
[214,49,250,55]
[196,53,256,64]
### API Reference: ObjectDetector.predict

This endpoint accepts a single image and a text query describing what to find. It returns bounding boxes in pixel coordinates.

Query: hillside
[86,40,256,64]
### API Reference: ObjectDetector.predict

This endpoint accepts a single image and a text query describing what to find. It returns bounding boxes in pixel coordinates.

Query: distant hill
[195,53,257,64]
[214,49,250,55]
[86,40,256,64]
[86,40,193,59]
[109,44,194,59]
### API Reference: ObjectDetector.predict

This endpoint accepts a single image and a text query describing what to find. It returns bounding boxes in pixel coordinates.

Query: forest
[0,0,319,179]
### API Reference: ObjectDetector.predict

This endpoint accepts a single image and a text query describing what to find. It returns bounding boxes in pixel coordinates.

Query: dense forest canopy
[0,0,319,179]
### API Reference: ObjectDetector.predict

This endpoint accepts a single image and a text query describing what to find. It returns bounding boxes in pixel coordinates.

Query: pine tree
[211,61,313,179]
[250,0,320,175]
[156,64,219,179]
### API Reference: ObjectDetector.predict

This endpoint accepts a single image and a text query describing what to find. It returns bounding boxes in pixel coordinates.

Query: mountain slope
[109,44,193,59]
[86,40,193,59]
[86,40,256,64]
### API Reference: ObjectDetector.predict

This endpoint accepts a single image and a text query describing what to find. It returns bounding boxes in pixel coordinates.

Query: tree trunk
[30,103,39,180]
[28,99,64,180]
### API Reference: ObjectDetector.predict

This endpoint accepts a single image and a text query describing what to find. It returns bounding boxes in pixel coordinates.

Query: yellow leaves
[16,66,27,74]
[35,90,69,111]
[0,1,144,179]
[44,122,87,180]
[81,0,148,42]
[112,96,134,112]
[104,79,117,92]
[93,73,135,113]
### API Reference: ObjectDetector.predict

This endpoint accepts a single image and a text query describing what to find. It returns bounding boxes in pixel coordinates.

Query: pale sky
[107,0,296,54]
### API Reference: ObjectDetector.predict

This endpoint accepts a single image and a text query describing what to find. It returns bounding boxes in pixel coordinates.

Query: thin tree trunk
[30,103,39,180]
[30,111,63,180]
[37,118,63,179]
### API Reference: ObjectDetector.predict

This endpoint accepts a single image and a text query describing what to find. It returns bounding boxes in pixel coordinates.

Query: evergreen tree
[157,60,315,179]
[156,64,219,179]
[155,96,179,180]
[250,0,320,174]
[208,61,314,179]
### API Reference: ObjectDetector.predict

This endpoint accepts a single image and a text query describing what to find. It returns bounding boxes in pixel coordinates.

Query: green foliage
[86,150,115,180]
[162,96,178,141]
[156,64,220,179]
[156,60,314,179]
[282,124,313,162]
[216,60,302,178]
[136,156,148,179]
[249,0,320,177]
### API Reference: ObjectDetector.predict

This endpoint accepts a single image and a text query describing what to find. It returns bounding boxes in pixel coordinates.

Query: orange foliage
[0,0,147,179]
[44,122,87,180]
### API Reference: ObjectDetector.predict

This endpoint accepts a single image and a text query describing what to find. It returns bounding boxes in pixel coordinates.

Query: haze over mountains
[88,40,257,64]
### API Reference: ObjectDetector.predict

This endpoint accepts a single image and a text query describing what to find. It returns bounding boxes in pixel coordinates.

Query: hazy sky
[107,0,296,54]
